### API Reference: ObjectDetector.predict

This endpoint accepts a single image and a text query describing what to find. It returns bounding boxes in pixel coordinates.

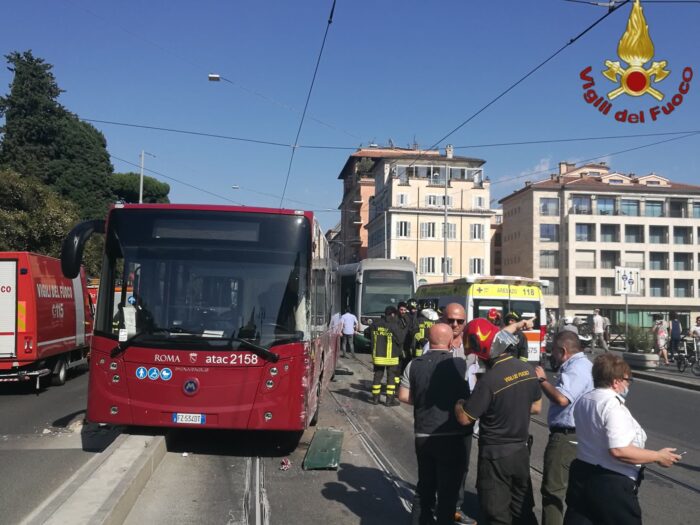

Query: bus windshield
[360,270,414,315]
[97,209,310,348]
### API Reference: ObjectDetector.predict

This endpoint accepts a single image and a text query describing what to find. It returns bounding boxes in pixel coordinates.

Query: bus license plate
[172,413,206,425]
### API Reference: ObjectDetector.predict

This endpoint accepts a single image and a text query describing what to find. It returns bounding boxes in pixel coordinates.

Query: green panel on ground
[302,428,344,470]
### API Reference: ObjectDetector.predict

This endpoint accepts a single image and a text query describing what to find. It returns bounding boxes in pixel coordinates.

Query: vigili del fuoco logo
[579,0,693,123]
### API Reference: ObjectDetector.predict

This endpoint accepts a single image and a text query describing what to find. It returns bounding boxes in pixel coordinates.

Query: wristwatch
[538,377,547,383]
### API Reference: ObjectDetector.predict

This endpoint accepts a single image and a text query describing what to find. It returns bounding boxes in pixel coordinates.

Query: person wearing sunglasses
[564,354,681,524]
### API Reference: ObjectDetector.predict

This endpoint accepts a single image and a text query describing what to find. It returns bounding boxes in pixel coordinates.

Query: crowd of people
[353,301,683,525]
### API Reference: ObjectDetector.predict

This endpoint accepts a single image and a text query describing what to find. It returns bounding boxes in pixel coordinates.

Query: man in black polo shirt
[456,318,542,525]
[399,323,475,525]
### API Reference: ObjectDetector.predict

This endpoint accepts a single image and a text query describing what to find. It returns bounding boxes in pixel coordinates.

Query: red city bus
[61,204,339,430]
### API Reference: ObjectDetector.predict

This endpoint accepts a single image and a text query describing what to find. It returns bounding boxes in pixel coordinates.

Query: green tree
[0,50,113,219]
[0,169,79,256]
[109,172,170,203]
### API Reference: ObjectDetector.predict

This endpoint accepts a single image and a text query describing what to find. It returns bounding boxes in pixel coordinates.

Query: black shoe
[385,396,399,407]
[454,511,477,524]
[371,394,380,405]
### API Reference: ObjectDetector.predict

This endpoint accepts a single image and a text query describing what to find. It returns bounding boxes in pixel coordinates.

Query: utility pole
[139,150,156,204]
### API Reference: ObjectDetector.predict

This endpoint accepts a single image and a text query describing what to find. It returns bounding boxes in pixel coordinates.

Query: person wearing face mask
[534,331,593,525]
[563,354,682,525]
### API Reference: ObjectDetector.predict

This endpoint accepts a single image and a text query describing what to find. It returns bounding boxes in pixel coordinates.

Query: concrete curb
[632,370,700,391]
[21,431,166,525]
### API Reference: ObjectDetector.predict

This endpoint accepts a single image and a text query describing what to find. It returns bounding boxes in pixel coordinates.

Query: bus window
[474,300,507,321]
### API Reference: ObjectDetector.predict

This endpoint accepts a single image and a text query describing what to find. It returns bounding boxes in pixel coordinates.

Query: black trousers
[411,435,467,525]
[564,459,642,525]
[476,445,538,525]
[455,434,474,512]
[371,365,398,396]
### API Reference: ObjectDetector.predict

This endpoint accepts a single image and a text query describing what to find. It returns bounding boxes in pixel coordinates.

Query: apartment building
[500,161,700,327]
[358,145,491,284]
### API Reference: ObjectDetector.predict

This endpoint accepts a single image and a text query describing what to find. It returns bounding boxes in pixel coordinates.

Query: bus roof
[338,258,416,276]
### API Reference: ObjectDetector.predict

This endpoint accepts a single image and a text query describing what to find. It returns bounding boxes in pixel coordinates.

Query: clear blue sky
[2,0,698,230]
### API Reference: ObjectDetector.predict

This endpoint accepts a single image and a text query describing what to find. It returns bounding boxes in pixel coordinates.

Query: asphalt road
[0,368,108,525]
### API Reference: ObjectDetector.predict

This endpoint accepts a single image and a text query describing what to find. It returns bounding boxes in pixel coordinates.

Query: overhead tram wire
[404,0,631,170]
[84,117,699,152]
[279,0,337,207]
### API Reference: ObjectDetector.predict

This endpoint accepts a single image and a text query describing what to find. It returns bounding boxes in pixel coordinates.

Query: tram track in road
[243,455,270,525]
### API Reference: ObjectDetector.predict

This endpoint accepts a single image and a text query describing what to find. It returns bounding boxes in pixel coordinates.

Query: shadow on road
[322,462,411,524]
[163,428,304,457]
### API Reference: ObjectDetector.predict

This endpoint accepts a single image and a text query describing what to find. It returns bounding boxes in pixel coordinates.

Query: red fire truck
[0,252,93,388]
[61,204,339,430]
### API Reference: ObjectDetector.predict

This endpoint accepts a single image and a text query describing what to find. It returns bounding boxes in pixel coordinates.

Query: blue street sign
[160,368,172,381]
[148,367,160,380]
[136,367,147,380]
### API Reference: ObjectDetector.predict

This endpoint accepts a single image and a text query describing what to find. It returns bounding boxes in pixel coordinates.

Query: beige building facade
[500,161,700,328]
[361,146,492,284]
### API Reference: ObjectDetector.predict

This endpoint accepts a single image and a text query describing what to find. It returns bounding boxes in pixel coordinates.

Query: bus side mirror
[61,220,105,278]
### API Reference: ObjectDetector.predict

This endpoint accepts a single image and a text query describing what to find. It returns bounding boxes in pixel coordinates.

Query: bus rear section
[0,252,92,388]
[63,205,335,431]
[416,276,547,364]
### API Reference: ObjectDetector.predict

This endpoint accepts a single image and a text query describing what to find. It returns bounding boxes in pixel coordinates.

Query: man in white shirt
[691,317,700,339]
[591,309,608,353]
[339,308,359,358]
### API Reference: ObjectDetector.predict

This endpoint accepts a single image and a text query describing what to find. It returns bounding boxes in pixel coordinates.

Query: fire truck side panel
[0,252,92,380]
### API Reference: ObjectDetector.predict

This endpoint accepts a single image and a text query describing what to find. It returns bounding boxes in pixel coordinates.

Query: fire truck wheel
[51,358,68,386]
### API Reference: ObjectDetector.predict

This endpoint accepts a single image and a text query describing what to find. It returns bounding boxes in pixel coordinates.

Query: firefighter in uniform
[504,311,530,363]
[369,306,402,406]
[414,306,438,357]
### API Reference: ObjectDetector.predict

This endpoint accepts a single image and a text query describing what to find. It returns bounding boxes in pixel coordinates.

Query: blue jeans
[341,334,354,355]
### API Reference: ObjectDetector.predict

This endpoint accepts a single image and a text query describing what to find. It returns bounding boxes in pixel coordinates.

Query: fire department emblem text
[578,0,693,123]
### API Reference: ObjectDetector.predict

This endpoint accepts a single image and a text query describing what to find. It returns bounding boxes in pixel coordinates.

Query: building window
[469,258,484,274]
[397,193,408,206]
[540,250,558,269]
[620,199,640,216]
[601,250,620,269]
[649,278,669,297]
[609,179,624,184]
[693,203,700,219]
[441,257,453,275]
[540,224,559,242]
[396,221,411,238]
[649,252,668,271]
[397,256,410,261]
[625,225,644,243]
[540,198,559,216]
[473,196,486,208]
[541,277,559,296]
[572,196,592,214]
[674,279,693,298]
[600,224,619,243]
[649,226,668,244]
[669,200,686,218]
[575,224,595,242]
[645,201,664,217]
[575,250,596,269]
[624,251,644,269]
[443,223,457,240]
[601,277,615,296]
[420,222,436,239]
[419,257,436,275]
[674,226,692,245]
[575,277,595,295]
[470,224,485,240]
[674,253,693,272]
[597,197,616,215]
[426,195,453,208]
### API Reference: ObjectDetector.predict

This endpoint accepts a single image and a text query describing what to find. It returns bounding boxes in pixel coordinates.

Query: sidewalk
[603,348,700,391]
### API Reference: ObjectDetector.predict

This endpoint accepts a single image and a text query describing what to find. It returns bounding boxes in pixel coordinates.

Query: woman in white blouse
[563,354,681,525]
